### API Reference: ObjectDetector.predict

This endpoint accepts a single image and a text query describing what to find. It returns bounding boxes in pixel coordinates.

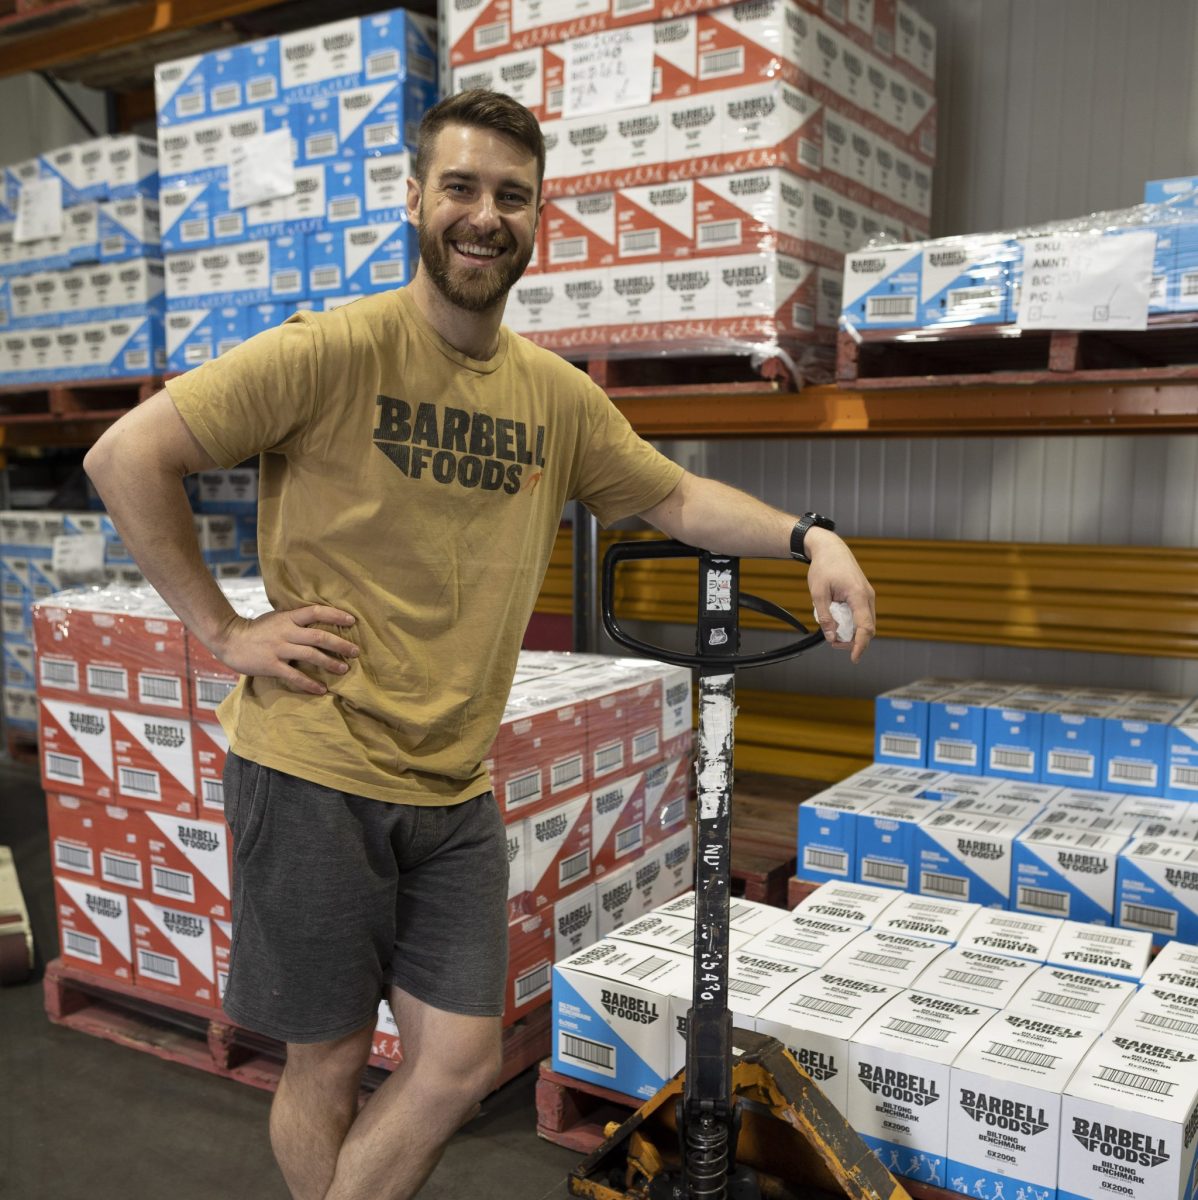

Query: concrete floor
[0,757,580,1200]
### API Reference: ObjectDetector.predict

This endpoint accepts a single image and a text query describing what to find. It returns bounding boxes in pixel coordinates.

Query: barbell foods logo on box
[1071,1119,1169,1167]
[857,1061,940,1106]
[958,1091,1049,1135]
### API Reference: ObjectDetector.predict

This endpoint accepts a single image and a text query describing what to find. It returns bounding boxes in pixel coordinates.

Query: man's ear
[406,175,422,221]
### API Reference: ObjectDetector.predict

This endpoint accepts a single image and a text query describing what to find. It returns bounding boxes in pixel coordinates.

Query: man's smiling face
[409,122,541,315]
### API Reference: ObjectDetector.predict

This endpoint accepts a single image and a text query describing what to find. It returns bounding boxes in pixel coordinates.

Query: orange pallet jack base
[44,957,550,1095]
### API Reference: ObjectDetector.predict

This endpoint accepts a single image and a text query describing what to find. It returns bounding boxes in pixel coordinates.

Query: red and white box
[506,908,554,1023]
[143,811,231,919]
[642,755,690,847]
[553,882,599,961]
[47,795,149,895]
[213,917,232,1007]
[824,0,897,68]
[94,802,150,894]
[607,107,670,186]
[893,0,935,91]
[616,180,695,261]
[623,661,693,764]
[40,698,115,802]
[694,0,801,93]
[185,631,240,715]
[492,683,587,819]
[524,794,593,910]
[556,267,614,332]
[372,998,402,1064]
[607,260,664,331]
[192,719,229,816]
[512,0,608,40]
[713,251,820,341]
[821,109,874,204]
[55,877,133,982]
[47,792,101,882]
[596,860,644,936]
[131,899,219,1008]
[91,612,188,716]
[32,601,86,699]
[451,46,546,118]
[591,773,646,877]
[506,819,529,920]
[543,192,617,271]
[111,710,197,816]
[653,825,695,905]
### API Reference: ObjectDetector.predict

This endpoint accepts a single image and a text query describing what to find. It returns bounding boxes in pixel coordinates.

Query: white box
[955,908,1059,962]
[650,827,693,908]
[912,945,1040,1007]
[791,879,899,926]
[654,891,784,939]
[870,892,980,943]
[744,910,864,970]
[754,967,903,1113]
[1058,1034,1198,1200]
[552,938,691,1099]
[848,989,999,1188]
[1113,983,1198,1048]
[1006,964,1137,1031]
[1046,920,1153,982]
[1140,940,1198,992]
[947,1008,1100,1200]
[822,928,947,987]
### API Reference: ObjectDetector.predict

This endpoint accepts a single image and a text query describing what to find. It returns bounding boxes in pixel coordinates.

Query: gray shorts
[221,752,509,1044]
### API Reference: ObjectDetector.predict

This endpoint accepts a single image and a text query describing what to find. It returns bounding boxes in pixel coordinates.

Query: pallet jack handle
[602,540,827,1200]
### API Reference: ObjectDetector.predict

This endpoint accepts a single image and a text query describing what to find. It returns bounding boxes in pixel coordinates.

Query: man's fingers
[293,604,357,628]
[278,665,328,695]
[290,625,360,659]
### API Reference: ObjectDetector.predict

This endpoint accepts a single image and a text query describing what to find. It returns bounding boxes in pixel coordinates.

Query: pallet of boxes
[451,0,935,379]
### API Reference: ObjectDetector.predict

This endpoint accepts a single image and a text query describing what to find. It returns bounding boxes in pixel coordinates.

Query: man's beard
[416,218,534,314]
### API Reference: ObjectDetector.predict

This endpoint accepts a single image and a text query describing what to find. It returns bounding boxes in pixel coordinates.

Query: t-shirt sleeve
[165,314,322,468]
[568,380,684,527]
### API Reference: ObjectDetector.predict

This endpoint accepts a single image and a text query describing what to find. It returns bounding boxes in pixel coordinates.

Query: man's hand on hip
[213,605,359,695]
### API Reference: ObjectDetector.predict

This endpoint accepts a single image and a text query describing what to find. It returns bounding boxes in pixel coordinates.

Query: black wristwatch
[789,512,836,562]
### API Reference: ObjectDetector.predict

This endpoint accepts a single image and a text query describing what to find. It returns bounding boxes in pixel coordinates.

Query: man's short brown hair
[414,89,546,193]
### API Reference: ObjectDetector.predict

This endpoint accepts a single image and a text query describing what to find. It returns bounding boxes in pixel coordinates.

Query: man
[84,90,875,1200]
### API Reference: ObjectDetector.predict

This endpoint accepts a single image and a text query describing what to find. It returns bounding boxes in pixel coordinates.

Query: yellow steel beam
[0,0,282,78]
[539,528,1198,659]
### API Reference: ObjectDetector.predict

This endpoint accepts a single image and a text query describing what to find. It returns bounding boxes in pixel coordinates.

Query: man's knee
[284,1022,375,1090]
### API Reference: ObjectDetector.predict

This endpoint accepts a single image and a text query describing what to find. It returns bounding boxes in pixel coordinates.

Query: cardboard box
[1006,963,1136,1030]
[591,774,646,877]
[55,876,133,981]
[1012,824,1129,925]
[552,938,691,1099]
[1058,1033,1198,1200]
[1140,939,1198,993]
[870,892,980,943]
[856,795,942,891]
[143,811,231,919]
[1046,920,1152,982]
[1104,696,1191,796]
[192,720,229,817]
[912,945,1040,1008]
[912,811,1025,908]
[39,698,115,801]
[743,909,863,970]
[790,879,898,926]
[506,908,554,1022]
[110,712,196,816]
[1041,700,1117,790]
[842,762,946,797]
[797,786,877,884]
[1116,836,1198,946]
[131,900,218,1007]
[874,681,957,766]
[524,794,593,909]
[822,927,946,988]
[650,826,694,908]
[641,754,689,849]
[544,191,618,270]
[923,684,1015,775]
[553,883,599,962]
[654,892,784,940]
[955,908,1059,962]
[848,989,999,1188]
[947,1008,1100,1200]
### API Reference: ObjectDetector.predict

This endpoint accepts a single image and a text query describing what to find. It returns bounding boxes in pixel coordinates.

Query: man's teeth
[454,242,502,258]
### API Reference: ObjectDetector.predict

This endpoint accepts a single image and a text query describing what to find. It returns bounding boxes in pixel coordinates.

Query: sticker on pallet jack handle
[697,674,735,819]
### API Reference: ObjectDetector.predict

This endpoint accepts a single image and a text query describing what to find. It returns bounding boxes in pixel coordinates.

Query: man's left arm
[638,470,876,663]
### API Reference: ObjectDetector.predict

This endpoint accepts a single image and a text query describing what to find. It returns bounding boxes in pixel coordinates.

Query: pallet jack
[566,541,910,1200]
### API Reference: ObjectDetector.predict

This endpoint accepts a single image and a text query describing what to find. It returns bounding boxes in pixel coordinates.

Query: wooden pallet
[788,875,821,909]
[43,957,551,1094]
[536,1060,965,1200]
[837,314,1198,390]
[730,835,797,906]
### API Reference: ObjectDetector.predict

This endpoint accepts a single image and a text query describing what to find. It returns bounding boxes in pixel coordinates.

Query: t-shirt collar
[396,285,510,375]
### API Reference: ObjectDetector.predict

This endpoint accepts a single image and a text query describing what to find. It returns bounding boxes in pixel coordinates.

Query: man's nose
[468,192,502,234]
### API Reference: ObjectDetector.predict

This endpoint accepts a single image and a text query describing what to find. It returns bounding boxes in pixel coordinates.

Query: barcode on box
[803,847,849,875]
[506,769,542,809]
[987,1041,1058,1069]
[559,849,590,886]
[772,933,825,954]
[934,739,976,766]
[880,733,921,759]
[515,961,551,1004]
[944,970,1002,990]
[729,978,766,997]
[306,134,337,159]
[793,994,855,1019]
[552,755,583,793]
[861,858,907,886]
[1048,749,1093,777]
[1139,1011,1198,1038]
[329,197,362,222]
[1109,760,1157,787]
[698,220,741,248]
[64,929,101,963]
[370,261,403,285]
[102,854,141,888]
[626,954,670,981]
[616,824,643,857]
[990,747,1034,773]
[181,219,209,243]
[945,287,1002,319]
[1169,765,1198,791]
[885,1018,948,1042]
[1032,991,1099,1015]
[46,752,84,783]
[594,743,624,776]
[313,266,342,289]
[854,951,912,971]
[201,778,224,809]
[632,729,660,761]
[475,21,509,50]
[55,841,93,875]
[119,767,161,800]
[139,673,182,706]
[364,122,399,149]
[126,349,149,370]
[367,50,400,79]
[211,84,240,110]
[921,871,968,898]
[550,236,587,264]
[1018,885,1069,914]
[215,214,245,237]
[178,93,203,117]
[196,677,236,708]
[866,295,915,321]
[102,236,124,254]
[186,345,212,365]
[620,229,660,257]
[138,948,179,982]
[247,77,278,103]
[660,796,686,827]
[1075,931,1128,947]
[699,47,745,79]
[1095,1066,1176,1096]
[273,270,301,294]
[1120,901,1177,935]
[41,658,80,688]
[559,1030,615,1075]
[152,865,194,901]
[792,303,814,331]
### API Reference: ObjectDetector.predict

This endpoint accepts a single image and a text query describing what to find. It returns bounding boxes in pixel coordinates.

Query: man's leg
[322,984,503,1200]
[269,1021,376,1200]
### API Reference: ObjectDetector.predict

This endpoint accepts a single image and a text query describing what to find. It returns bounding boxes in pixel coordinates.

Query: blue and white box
[87,259,165,321]
[1012,824,1129,925]
[39,146,88,208]
[155,54,208,126]
[243,38,284,109]
[4,640,36,690]
[64,204,100,265]
[928,683,1014,775]
[875,680,956,766]
[98,198,160,261]
[1046,919,1152,980]
[1165,704,1198,801]
[840,244,921,329]
[166,308,217,371]
[243,301,303,338]
[1040,699,1115,790]
[984,695,1055,781]
[1103,694,1190,796]
[918,236,1010,329]
[299,82,423,162]
[159,175,228,252]
[106,135,159,200]
[1144,176,1198,206]
[912,810,1025,908]
[947,1008,1099,1200]
[279,17,367,102]
[551,938,690,1099]
[1170,219,1198,311]
[797,786,877,883]
[305,221,412,297]
[856,795,941,890]
[1116,835,1198,946]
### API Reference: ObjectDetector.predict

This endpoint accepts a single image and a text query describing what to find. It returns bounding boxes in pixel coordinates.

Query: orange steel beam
[611,381,1198,439]
[0,0,282,78]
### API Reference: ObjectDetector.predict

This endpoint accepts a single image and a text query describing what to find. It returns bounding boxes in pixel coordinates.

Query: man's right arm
[84,390,358,695]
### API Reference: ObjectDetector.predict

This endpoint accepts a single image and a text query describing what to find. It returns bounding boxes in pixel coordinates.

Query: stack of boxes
[0,136,163,384]
[451,0,935,364]
[157,8,437,372]
[556,881,1198,1200]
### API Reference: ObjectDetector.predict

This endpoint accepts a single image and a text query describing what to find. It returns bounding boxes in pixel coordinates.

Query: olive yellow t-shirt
[167,288,682,805]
